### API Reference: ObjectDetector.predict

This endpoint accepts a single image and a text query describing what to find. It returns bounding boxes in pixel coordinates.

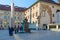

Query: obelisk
[10,0,14,27]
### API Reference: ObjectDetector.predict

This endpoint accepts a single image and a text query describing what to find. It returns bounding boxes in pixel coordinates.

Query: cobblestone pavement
[0,30,60,40]
[0,30,15,40]
[16,30,60,40]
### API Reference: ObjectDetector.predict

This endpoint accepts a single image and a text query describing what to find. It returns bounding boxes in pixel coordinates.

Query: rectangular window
[52,6,54,8]
[43,12,45,17]
[4,16,7,19]
[52,21,55,24]
[8,12,9,15]
[15,12,16,14]
[18,13,20,15]
[36,4,38,7]
[18,16,20,19]
[4,11,8,15]
[33,6,34,9]
[8,16,10,18]
[36,12,37,17]
[53,14,55,17]
[33,14,34,18]
[14,16,16,19]
[27,16,29,19]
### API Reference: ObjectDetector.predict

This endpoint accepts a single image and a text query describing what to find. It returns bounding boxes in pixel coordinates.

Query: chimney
[58,0,60,4]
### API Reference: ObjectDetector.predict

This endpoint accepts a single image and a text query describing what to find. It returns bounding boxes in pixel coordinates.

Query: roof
[0,4,27,12]
[27,0,60,10]
[39,0,60,5]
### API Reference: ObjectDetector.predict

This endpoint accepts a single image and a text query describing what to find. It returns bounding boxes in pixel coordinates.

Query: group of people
[8,18,30,36]
[0,25,4,30]
[8,26,23,36]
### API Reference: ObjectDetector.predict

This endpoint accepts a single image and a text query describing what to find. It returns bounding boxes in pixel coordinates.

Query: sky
[0,0,58,8]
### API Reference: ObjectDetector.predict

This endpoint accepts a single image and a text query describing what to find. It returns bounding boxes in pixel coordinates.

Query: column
[56,25,58,30]
[10,0,14,27]
[47,25,49,30]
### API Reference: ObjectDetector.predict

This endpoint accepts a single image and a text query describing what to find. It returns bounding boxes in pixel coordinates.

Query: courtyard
[0,30,60,40]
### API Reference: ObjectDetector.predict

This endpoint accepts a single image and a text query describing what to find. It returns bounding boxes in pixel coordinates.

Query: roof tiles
[0,4,27,12]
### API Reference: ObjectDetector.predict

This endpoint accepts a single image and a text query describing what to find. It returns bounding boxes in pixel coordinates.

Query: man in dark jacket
[8,27,14,36]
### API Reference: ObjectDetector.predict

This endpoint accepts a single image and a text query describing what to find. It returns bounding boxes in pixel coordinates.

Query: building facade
[0,4,26,29]
[25,0,60,29]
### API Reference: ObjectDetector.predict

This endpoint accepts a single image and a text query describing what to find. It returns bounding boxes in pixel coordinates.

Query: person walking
[8,27,14,36]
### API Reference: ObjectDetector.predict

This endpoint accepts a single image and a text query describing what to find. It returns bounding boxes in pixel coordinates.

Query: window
[18,16,20,19]
[53,14,55,17]
[52,6,54,8]
[33,6,35,9]
[36,4,38,7]
[8,25,9,27]
[36,12,38,17]
[27,16,29,19]
[18,13,20,15]
[42,11,45,17]
[8,12,9,15]
[52,22,55,24]
[18,23,19,24]
[33,21,34,24]
[31,8,32,10]
[4,11,8,15]
[42,9,45,17]
[15,12,16,14]
[8,16,10,18]
[4,24,6,27]
[4,16,7,19]
[14,16,16,19]
[33,13,34,18]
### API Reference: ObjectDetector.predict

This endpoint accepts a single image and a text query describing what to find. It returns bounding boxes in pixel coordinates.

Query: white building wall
[49,5,57,23]
[55,12,60,23]
[40,11,50,26]
[39,3,60,29]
